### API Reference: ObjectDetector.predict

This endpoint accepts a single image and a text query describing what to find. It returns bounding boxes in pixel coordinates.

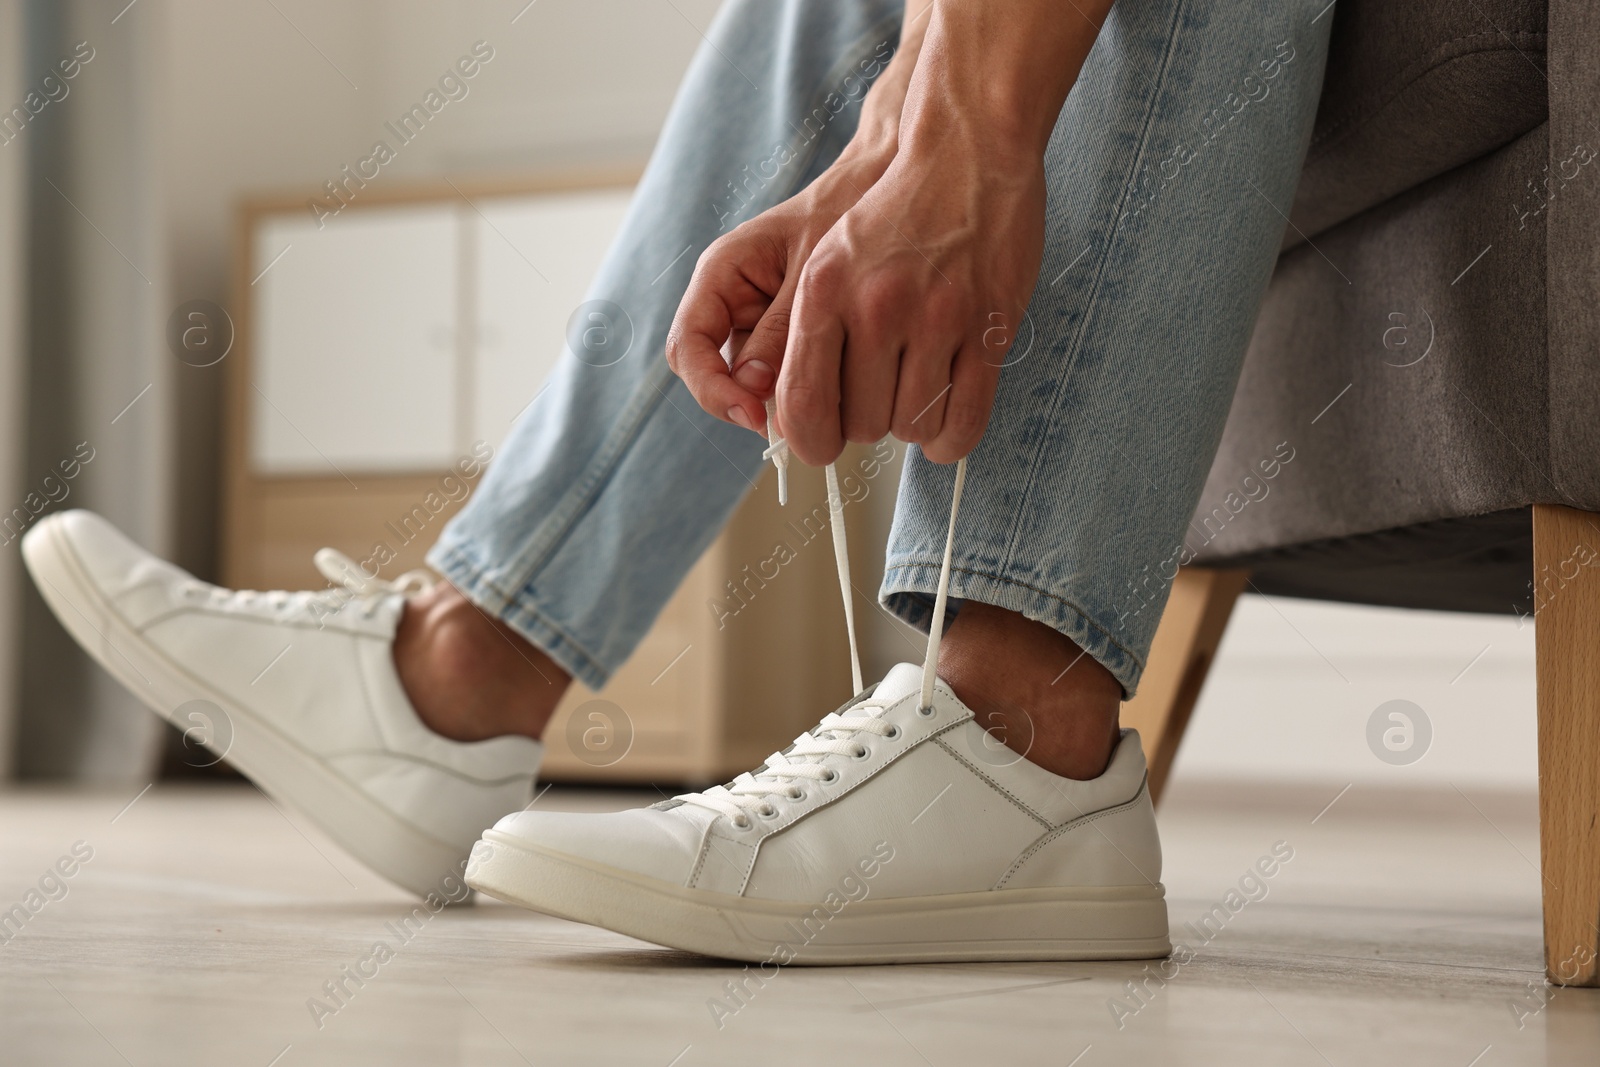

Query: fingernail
[732,359,775,392]
[727,406,754,431]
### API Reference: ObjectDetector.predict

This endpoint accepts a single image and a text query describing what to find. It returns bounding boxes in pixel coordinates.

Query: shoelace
[680,430,967,825]
[180,548,434,624]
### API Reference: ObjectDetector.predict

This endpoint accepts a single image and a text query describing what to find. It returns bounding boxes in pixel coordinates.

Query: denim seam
[429,539,611,687]
[994,0,1193,578]
[882,560,1147,672]
[433,538,609,678]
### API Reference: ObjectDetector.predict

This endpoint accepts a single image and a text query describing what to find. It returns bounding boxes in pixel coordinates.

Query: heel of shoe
[999,777,1165,892]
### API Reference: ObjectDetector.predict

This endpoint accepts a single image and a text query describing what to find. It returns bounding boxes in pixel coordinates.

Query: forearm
[900,0,1115,164]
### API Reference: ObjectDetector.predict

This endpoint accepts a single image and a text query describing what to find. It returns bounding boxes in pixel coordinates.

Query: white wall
[153,0,720,573]
[159,0,719,314]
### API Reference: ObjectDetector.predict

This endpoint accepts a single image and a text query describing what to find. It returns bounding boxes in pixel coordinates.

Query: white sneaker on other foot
[467,661,1168,963]
[23,510,541,898]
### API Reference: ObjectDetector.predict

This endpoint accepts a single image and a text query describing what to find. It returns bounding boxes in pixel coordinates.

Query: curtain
[0,0,26,776]
[11,0,172,781]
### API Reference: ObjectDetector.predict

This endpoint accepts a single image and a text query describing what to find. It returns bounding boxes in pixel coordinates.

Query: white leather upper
[54,510,540,848]
[493,662,1162,900]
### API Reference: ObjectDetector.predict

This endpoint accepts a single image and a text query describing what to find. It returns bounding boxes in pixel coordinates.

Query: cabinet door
[471,188,632,441]
[252,205,459,474]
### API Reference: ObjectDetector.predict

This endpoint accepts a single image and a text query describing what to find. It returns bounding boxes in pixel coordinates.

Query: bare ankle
[394,582,571,743]
[937,601,1122,780]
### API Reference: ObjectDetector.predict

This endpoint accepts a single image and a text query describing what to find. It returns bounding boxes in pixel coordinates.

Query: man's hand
[668,0,1114,464]
[666,5,931,436]
[665,150,895,435]
[777,135,1044,466]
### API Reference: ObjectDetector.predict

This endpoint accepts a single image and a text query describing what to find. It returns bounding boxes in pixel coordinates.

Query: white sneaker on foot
[467,661,1168,963]
[23,510,541,899]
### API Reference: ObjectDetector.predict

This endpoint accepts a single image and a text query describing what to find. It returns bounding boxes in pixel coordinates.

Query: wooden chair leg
[1533,503,1600,986]
[1120,567,1248,806]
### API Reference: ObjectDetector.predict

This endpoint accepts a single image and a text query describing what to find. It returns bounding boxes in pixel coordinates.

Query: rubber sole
[467,831,1172,964]
[22,513,471,900]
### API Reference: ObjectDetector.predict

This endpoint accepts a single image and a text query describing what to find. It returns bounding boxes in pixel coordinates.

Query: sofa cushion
[1287,0,1547,246]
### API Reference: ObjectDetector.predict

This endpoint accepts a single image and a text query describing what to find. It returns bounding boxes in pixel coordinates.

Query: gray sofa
[1194,0,1591,609]
[1166,0,1600,986]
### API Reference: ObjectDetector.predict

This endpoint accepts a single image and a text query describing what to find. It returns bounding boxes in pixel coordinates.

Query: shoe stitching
[690,831,757,893]
[994,776,1153,890]
[931,736,1052,829]
[688,836,711,889]
[139,601,390,638]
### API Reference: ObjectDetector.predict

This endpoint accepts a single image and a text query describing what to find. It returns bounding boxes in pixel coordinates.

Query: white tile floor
[0,778,1594,1066]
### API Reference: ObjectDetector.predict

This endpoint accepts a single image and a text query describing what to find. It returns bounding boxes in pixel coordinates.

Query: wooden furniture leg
[1533,503,1600,986]
[1120,567,1249,806]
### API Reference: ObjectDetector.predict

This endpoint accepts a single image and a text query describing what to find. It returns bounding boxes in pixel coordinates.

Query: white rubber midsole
[22,515,469,900]
[468,830,1172,964]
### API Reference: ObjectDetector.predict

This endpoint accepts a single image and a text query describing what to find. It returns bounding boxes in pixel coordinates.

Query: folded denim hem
[880,561,1147,698]
[426,538,612,692]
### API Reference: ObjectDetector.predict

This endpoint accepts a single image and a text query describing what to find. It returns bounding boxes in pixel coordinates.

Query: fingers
[889,289,963,445]
[665,237,783,432]
[889,339,955,446]
[726,273,798,407]
[921,342,1001,464]
[778,262,847,465]
[838,270,903,444]
[781,255,995,464]
[840,333,899,444]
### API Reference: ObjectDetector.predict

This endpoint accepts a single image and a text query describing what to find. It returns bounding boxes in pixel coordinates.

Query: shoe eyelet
[785,787,804,801]
[821,769,840,784]
[851,745,871,761]
[884,725,902,741]
[917,704,936,718]
[731,815,751,830]
[757,804,777,818]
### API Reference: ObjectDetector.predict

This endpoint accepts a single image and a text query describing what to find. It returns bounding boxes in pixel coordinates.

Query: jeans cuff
[880,561,1147,698]
[427,538,612,692]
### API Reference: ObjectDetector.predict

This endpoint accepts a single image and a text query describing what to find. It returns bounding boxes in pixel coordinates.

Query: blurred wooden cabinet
[225,175,849,785]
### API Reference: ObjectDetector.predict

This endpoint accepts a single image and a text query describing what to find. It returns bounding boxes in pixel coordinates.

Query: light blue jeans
[429,0,1333,697]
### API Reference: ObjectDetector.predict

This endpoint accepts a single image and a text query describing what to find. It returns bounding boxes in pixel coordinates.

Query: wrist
[829,127,897,191]
[900,0,1106,165]
[843,40,922,169]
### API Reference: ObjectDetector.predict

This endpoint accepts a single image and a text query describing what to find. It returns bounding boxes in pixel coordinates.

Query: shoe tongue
[869,662,927,706]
